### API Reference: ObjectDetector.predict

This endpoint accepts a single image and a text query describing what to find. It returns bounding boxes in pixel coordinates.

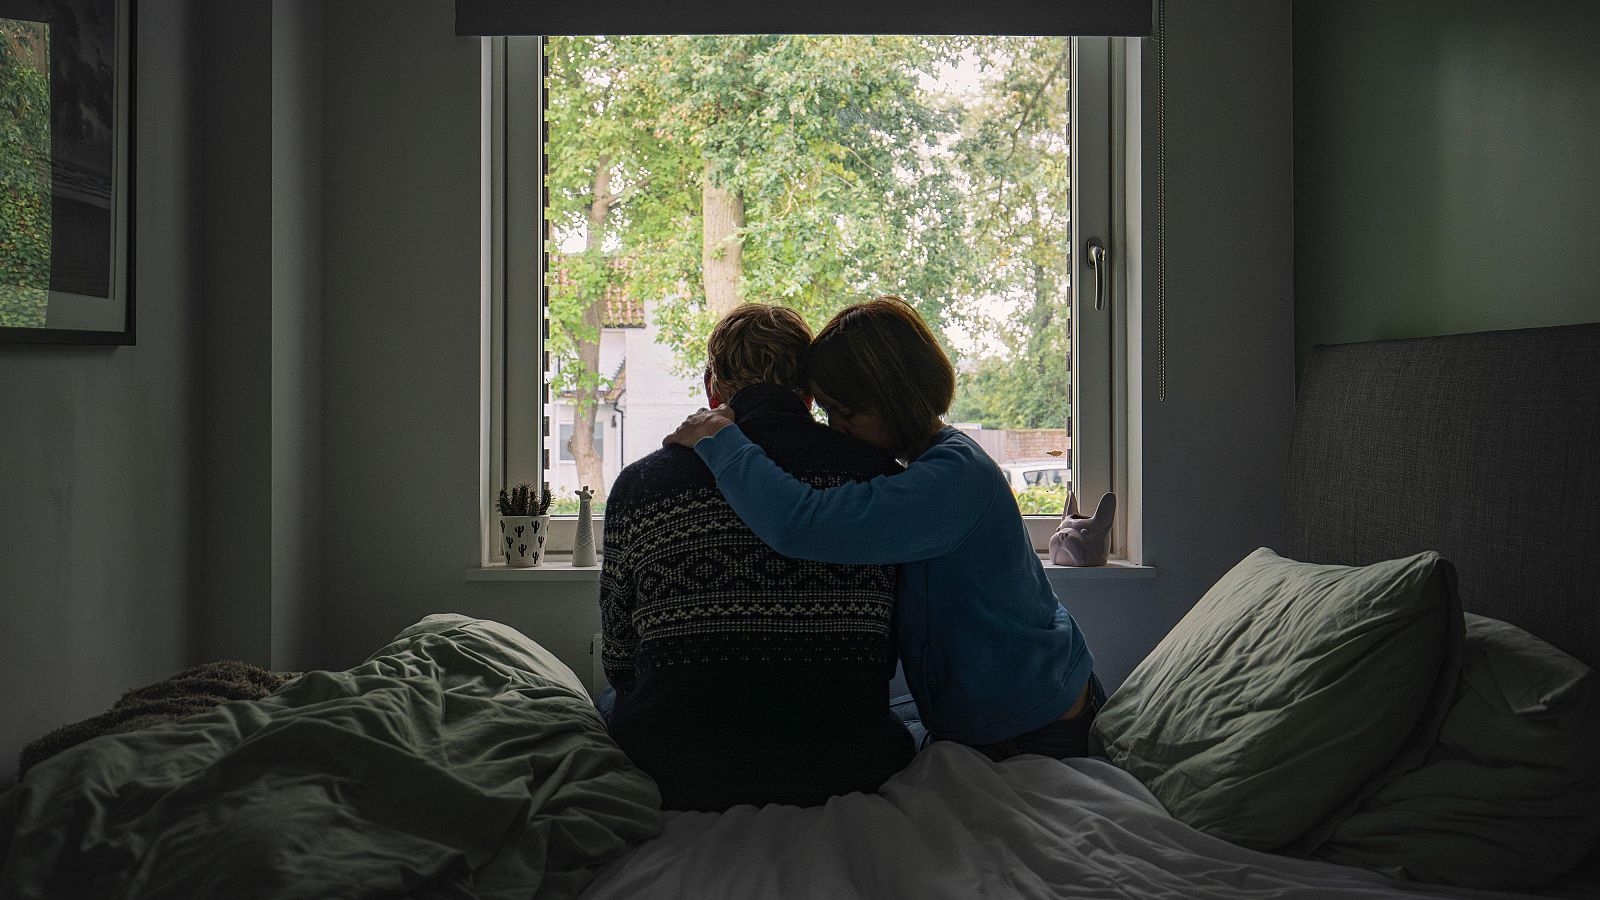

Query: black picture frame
[0,0,135,346]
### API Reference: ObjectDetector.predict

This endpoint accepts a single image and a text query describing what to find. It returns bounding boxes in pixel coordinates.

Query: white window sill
[1039,556,1155,578]
[468,556,1153,582]
[468,557,603,581]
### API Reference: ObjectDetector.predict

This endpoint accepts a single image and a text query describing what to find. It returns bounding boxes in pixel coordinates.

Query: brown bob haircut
[706,303,813,396]
[807,296,956,458]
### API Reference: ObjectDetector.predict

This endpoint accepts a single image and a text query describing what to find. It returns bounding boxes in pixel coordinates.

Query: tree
[546,35,974,491]
[543,36,1078,487]
[947,38,1074,432]
[544,37,666,498]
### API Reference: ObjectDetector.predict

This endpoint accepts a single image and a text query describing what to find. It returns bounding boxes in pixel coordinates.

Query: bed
[579,322,1600,899]
[3,323,1596,898]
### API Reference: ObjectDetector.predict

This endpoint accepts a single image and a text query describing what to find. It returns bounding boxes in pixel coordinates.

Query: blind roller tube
[456,1,1153,37]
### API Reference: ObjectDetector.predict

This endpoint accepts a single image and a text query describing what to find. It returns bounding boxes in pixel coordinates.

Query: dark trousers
[894,672,1108,762]
[970,673,1106,762]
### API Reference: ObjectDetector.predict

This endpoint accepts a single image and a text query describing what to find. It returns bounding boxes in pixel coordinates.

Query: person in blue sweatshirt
[665,296,1103,761]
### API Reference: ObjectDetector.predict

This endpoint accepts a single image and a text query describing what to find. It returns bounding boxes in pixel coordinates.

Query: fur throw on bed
[18,661,298,777]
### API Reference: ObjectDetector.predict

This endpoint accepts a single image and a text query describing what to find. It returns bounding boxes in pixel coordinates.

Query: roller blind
[455,1,1153,36]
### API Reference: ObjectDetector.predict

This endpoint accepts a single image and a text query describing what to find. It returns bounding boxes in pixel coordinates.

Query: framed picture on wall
[0,0,134,345]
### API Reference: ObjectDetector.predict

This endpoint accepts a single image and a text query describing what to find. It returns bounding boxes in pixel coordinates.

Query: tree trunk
[701,160,744,317]
[570,157,611,501]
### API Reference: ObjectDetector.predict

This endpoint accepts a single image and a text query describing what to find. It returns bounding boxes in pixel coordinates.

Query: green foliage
[946,38,1073,430]
[949,345,1070,430]
[543,36,1077,457]
[497,482,553,516]
[545,35,978,374]
[1014,484,1069,516]
[548,496,607,517]
[0,21,53,328]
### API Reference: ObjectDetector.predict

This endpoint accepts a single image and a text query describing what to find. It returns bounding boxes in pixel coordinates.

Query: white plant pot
[499,515,550,567]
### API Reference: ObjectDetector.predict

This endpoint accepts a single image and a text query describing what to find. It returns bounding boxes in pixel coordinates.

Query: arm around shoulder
[696,427,998,565]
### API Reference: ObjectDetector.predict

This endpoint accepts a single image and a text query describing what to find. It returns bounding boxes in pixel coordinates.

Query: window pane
[542,36,1073,512]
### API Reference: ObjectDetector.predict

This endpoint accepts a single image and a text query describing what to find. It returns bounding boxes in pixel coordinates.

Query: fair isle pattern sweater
[600,384,913,811]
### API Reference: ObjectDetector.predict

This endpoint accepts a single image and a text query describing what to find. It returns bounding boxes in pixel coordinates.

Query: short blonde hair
[706,303,813,395]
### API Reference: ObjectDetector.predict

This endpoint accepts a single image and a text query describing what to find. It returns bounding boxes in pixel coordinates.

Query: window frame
[484,35,1134,563]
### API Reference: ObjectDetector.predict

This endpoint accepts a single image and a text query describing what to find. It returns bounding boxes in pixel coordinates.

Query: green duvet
[0,615,662,900]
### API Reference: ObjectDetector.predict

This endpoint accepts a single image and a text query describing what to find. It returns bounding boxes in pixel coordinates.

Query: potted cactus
[497,482,552,567]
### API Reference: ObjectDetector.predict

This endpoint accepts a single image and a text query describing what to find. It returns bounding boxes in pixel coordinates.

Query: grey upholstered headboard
[1285,323,1600,670]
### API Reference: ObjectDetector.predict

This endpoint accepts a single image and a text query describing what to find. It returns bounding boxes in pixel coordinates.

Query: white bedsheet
[581,743,1534,899]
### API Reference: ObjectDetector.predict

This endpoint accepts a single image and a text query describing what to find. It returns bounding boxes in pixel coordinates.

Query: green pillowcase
[1313,614,1600,890]
[1090,548,1462,851]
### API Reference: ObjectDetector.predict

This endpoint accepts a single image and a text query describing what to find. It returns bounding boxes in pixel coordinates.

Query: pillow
[1313,614,1600,890]
[1090,548,1462,851]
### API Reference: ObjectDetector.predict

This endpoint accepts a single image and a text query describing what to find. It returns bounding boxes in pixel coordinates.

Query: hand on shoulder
[663,406,736,449]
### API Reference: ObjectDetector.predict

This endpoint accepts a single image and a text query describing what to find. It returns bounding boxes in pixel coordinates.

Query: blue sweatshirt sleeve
[694,425,998,564]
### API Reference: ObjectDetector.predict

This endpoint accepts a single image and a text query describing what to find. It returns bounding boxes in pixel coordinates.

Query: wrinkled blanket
[0,615,662,900]
[581,746,1543,900]
[18,660,297,777]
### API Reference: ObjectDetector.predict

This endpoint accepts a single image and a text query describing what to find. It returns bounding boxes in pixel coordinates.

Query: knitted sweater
[695,424,1095,745]
[600,384,913,811]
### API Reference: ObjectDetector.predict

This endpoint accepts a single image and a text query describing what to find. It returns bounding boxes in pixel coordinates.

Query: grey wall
[0,0,327,778]
[196,0,326,670]
[319,0,483,668]
[1295,0,1600,368]
[0,1,204,779]
[199,1,274,665]
[269,0,325,672]
[318,0,600,674]
[1063,0,1296,686]
[313,0,1296,694]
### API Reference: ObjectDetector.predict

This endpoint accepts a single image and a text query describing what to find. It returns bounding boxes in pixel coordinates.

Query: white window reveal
[484,35,1132,558]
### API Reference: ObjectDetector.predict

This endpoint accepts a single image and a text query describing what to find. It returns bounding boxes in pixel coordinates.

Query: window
[486,35,1130,558]
[558,420,604,462]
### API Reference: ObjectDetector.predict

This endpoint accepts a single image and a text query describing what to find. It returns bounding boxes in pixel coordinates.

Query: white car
[1001,461,1072,493]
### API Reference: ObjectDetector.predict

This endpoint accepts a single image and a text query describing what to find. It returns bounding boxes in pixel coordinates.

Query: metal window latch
[1085,239,1108,311]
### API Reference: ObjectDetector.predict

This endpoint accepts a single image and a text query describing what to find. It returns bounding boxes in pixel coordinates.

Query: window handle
[1085,239,1108,311]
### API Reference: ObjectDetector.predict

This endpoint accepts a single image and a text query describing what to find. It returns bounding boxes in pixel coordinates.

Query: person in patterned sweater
[600,304,914,811]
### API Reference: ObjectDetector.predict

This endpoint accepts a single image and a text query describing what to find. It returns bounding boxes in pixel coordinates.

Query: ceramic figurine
[1050,491,1116,567]
[572,485,598,567]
